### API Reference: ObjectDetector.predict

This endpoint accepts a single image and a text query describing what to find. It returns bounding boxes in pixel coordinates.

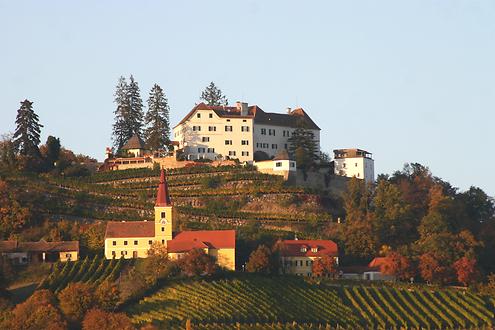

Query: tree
[381,252,415,281]
[453,257,479,286]
[112,75,144,150]
[312,255,337,278]
[343,177,371,223]
[0,180,30,238]
[82,309,134,330]
[42,135,61,170]
[0,134,16,169]
[287,123,318,171]
[177,248,217,276]
[13,99,43,157]
[58,282,95,323]
[200,82,228,106]
[246,245,272,274]
[419,252,454,285]
[8,290,67,330]
[95,281,120,311]
[144,84,171,151]
[81,222,106,254]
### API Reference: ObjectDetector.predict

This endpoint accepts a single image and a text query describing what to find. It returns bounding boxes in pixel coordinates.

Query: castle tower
[154,169,173,244]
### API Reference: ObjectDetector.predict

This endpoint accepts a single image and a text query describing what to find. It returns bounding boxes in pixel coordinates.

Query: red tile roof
[174,103,320,130]
[155,169,171,207]
[367,257,390,272]
[168,230,236,252]
[105,221,155,238]
[279,239,338,258]
[0,240,79,253]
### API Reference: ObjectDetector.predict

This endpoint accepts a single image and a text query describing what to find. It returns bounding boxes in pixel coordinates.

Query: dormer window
[311,247,318,253]
[300,247,307,253]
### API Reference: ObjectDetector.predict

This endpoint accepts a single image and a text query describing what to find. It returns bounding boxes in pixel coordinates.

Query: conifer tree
[112,75,144,150]
[13,99,43,157]
[112,76,131,150]
[200,82,228,106]
[126,75,144,136]
[287,119,318,170]
[144,84,171,151]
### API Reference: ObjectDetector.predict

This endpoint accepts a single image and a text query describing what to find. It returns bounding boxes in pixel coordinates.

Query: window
[243,119,247,122]
[276,162,282,167]
[355,163,358,167]
[271,144,277,149]
[225,140,232,145]
[209,113,213,118]
[148,240,153,245]
[225,126,233,132]
[241,126,249,132]
[197,147,206,153]
[269,129,275,136]
[290,162,295,168]
[311,247,318,253]
[207,148,215,153]
[343,163,346,168]
[112,251,116,256]
[227,119,230,122]
[357,173,360,177]
[284,144,288,149]
[124,241,128,246]
[161,211,166,218]
[241,140,249,145]
[192,125,201,131]
[208,126,216,131]
[283,130,290,137]
[202,137,210,142]
[121,251,127,256]
[241,151,249,156]
[263,143,269,148]
[161,227,165,232]
[161,239,165,244]
[197,113,201,118]
[229,151,236,156]
[112,241,116,246]
[306,260,310,266]
[261,128,266,135]
[133,251,138,258]
[134,240,138,245]
[66,253,72,260]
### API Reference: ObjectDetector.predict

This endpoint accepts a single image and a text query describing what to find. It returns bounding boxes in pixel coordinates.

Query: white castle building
[333,149,374,184]
[173,102,321,162]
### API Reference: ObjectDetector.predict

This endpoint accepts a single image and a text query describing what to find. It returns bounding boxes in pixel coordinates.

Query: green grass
[126,275,495,330]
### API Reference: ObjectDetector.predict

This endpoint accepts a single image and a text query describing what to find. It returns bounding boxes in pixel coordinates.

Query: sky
[0,1,494,196]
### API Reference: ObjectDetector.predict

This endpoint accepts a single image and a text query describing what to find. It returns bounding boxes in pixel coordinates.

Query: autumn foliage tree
[0,180,30,239]
[381,252,415,281]
[453,257,479,286]
[312,255,337,278]
[82,309,134,330]
[419,253,454,285]
[177,248,217,276]
[58,282,96,323]
[246,245,272,274]
[8,290,66,330]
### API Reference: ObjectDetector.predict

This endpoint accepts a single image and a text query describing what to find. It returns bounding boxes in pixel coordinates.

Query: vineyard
[126,275,495,330]
[37,255,127,293]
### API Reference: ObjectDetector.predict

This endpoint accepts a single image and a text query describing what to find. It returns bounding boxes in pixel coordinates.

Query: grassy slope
[126,275,495,329]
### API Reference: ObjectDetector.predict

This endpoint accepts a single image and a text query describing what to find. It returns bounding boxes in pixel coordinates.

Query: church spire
[155,169,171,207]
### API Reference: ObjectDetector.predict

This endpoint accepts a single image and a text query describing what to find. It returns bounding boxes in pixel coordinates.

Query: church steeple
[155,169,171,206]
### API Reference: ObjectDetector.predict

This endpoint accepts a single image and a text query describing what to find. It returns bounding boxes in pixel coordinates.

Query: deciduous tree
[381,252,415,281]
[246,245,272,274]
[58,282,95,323]
[178,248,217,276]
[312,255,337,278]
[82,309,134,330]
[453,257,479,286]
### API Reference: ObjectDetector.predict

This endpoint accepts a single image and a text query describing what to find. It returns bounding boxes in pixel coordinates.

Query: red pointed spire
[155,169,171,207]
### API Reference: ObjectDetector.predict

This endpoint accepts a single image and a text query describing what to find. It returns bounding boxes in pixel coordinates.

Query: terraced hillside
[126,275,495,330]
[12,165,342,232]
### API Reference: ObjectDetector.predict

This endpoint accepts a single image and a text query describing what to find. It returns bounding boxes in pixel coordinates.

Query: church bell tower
[154,169,173,243]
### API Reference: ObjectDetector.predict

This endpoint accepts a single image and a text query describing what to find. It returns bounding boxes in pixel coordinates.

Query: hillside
[126,275,495,329]
[3,165,342,238]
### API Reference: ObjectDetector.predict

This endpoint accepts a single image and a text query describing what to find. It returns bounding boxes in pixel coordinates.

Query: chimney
[237,101,249,116]
[287,107,292,114]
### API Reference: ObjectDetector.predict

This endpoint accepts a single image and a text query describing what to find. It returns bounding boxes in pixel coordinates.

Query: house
[104,169,236,270]
[0,240,79,265]
[340,257,395,281]
[278,239,339,276]
[333,148,374,183]
[173,102,320,162]
[121,134,149,157]
[253,149,297,181]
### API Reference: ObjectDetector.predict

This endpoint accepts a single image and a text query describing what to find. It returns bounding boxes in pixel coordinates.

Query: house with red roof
[339,257,396,281]
[104,169,236,270]
[278,239,339,276]
[172,101,320,163]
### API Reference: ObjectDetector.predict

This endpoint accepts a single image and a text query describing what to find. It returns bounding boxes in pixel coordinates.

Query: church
[104,169,236,270]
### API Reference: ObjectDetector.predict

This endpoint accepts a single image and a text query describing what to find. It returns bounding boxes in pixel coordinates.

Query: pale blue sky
[1,1,494,196]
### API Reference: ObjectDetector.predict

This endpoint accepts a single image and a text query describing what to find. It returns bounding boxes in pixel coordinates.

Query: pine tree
[112,76,131,150]
[127,75,144,136]
[144,84,171,151]
[200,82,228,106]
[13,99,43,157]
[287,119,318,169]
